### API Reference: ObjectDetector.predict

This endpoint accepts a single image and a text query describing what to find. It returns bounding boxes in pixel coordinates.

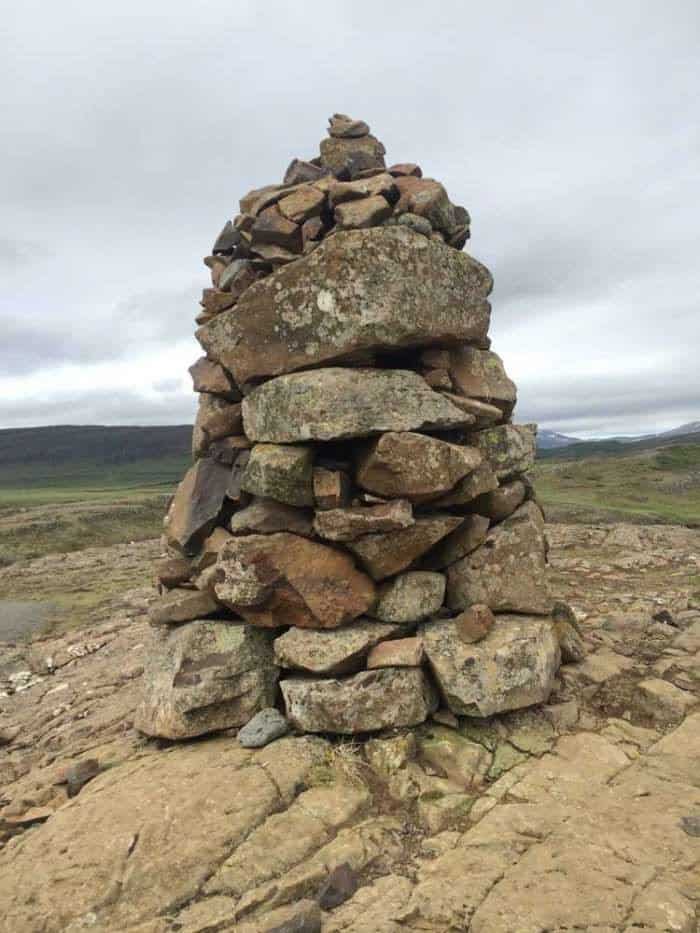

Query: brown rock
[455,604,495,644]
[313,467,351,510]
[226,448,251,506]
[328,113,370,138]
[319,134,386,178]
[283,158,330,185]
[189,357,240,401]
[366,637,425,669]
[421,514,491,570]
[406,179,457,235]
[251,205,303,254]
[334,195,392,229]
[474,424,537,479]
[197,227,492,387]
[204,254,229,287]
[439,393,502,427]
[313,500,414,542]
[248,243,299,265]
[194,396,243,448]
[318,862,360,910]
[423,368,453,390]
[277,186,326,224]
[193,527,233,571]
[164,458,231,555]
[208,436,252,465]
[148,587,220,625]
[214,534,376,628]
[432,463,499,508]
[218,259,261,299]
[200,288,237,315]
[446,501,550,614]
[356,432,482,502]
[347,515,464,580]
[448,346,517,413]
[240,444,314,507]
[155,555,192,589]
[388,162,422,177]
[371,571,446,623]
[329,173,398,206]
[301,216,325,245]
[230,498,314,537]
[470,479,527,522]
[273,620,406,676]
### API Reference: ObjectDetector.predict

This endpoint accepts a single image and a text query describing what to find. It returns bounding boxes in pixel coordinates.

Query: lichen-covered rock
[366,637,425,669]
[432,463,499,508]
[281,668,438,733]
[421,616,560,716]
[197,227,492,386]
[473,424,537,479]
[421,514,490,571]
[447,346,517,414]
[240,443,314,507]
[242,368,472,443]
[134,621,278,739]
[229,497,314,537]
[163,457,231,556]
[214,533,376,628]
[189,357,240,400]
[274,620,406,676]
[319,133,386,177]
[356,432,481,502]
[347,515,464,581]
[313,500,414,541]
[446,501,550,614]
[370,571,446,623]
[470,479,527,522]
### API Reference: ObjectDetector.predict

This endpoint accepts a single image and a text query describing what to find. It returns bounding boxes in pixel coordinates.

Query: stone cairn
[135,114,565,742]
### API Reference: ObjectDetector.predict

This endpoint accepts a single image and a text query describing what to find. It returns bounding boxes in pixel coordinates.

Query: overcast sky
[2,1,698,437]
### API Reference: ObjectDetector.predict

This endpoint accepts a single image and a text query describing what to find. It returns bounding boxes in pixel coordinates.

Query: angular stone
[470,479,527,522]
[134,621,278,739]
[212,220,241,254]
[193,527,233,571]
[455,604,495,644]
[448,347,517,413]
[155,555,192,589]
[230,498,314,537]
[405,179,457,235]
[274,620,407,676]
[397,212,433,237]
[197,227,492,386]
[329,173,398,206]
[277,186,326,224]
[242,369,472,443]
[366,637,424,669]
[347,515,464,581]
[248,242,299,265]
[194,395,243,446]
[215,534,376,629]
[446,502,550,614]
[422,367,452,389]
[356,432,481,501]
[281,668,438,734]
[251,205,302,254]
[302,215,325,246]
[313,467,351,510]
[164,458,231,555]
[473,424,537,479]
[432,463,499,508]
[240,182,299,217]
[440,393,502,427]
[421,616,560,717]
[214,543,278,610]
[319,134,386,178]
[219,259,261,299]
[283,158,329,185]
[370,571,446,623]
[237,708,289,748]
[388,162,422,177]
[226,449,251,505]
[189,357,240,401]
[147,587,220,625]
[208,435,252,464]
[240,444,314,507]
[421,514,490,571]
[313,500,414,542]
[200,288,237,315]
[328,113,370,138]
[334,195,392,230]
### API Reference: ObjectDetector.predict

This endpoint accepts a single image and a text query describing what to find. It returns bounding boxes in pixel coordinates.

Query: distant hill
[537,429,583,449]
[537,420,700,454]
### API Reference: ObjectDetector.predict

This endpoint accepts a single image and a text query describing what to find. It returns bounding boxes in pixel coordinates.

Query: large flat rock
[274,620,406,676]
[243,368,472,443]
[421,615,560,716]
[197,227,492,386]
[134,620,278,739]
[281,668,438,733]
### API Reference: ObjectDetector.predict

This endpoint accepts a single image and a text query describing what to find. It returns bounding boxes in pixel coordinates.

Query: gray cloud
[1,0,699,435]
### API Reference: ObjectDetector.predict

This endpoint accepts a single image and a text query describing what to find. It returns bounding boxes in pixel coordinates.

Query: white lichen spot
[317,289,336,313]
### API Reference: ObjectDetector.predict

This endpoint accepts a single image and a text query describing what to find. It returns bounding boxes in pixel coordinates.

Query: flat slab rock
[242,367,472,443]
[134,620,279,739]
[421,615,560,717]
[347,515,464,580]
[281,667,438,733]
[196,226,492,386]
[273,619,407,676]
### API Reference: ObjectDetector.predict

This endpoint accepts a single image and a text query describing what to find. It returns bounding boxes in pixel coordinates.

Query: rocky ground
[0,522,698,932]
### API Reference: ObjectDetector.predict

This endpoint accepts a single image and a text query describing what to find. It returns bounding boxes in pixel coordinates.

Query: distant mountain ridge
[538,420,700,451]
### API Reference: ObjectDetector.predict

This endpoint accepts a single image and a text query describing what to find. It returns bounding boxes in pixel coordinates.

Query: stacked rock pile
[135,114,564,741]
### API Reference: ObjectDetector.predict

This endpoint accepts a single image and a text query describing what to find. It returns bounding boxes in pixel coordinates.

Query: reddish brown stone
[455,604,495,644]
[366,637,425,669]
[388,162,422,178]
[334,195,392,229]
[200,288,237,315]
[277,186,326,224]
[347,515,464,581]
[251,205,303,254]
[313,467,351,510]
[188,357,240,401]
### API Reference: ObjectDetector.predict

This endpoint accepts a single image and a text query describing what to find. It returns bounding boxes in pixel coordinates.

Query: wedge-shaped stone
[148,587,219,625]
[334,195,392,229]
[329,172,398,205]
[319,133,386,177]
[243,368,472,443]
[446,501,550,614]
[473,424,537,479]
[196,227,492,386]
[470,479,527,522]
[214,534,376,628]
[164,458,231,556]
[274,620,406,676]
[281,668,438,734]
[422,514,490,570]
[313,500,414,541]
[230,497,314,537]
[347,515,464,581]
[240,443,314,507]
[448,346,516,414]
[366,637,425,669]
[356,432,481,501]
[370,571,446,623]
[134,620,278,739]
[432,462,499,508]
[189,357,240,400]
[421,615,560,717]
